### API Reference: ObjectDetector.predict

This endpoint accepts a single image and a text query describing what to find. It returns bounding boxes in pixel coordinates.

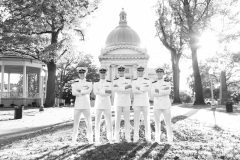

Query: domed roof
[105,8,141,47]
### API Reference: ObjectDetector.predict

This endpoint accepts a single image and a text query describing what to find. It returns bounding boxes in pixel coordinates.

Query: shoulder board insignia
[144,78,149,80]
[114,78,119,80]
[152,81,157,83]
[107,80,111,82]
[94,79,100,82]
[133,78,137,80]
[164,79,169,82]
[74,80,79,82]
[125,77,130,79]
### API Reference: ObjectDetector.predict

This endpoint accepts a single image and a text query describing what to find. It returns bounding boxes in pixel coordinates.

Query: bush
[179,91,192,104]
[59,103,64,107]
[32,102,37,107]
[28,104,32,107]
[10,103,16,107]
[0,104,4,107]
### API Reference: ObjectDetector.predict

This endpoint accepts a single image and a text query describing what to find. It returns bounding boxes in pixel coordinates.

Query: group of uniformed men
[71,65,173,144]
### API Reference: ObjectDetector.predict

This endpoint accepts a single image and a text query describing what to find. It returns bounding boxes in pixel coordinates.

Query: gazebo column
[39,70,43,106]
[23,65,27,98]
[1,65,4,103]
[7,73,10,98]
[26,74,28,94]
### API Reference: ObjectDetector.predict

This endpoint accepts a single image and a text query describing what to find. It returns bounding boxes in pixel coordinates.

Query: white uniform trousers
[95,109,113,143]
[72,109,93,143]
[154,108,173,142]
[133,106,151,142]
[114,106,131,142]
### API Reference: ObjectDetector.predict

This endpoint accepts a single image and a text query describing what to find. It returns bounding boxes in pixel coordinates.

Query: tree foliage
[56,53,99,99]
[0,0,101,107]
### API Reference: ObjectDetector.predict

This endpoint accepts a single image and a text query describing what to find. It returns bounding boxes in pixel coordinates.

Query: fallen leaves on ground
[0,110,240,160]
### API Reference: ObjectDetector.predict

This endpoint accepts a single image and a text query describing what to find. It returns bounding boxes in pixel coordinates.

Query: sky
[1,0,225,91]
[79,0,218,91]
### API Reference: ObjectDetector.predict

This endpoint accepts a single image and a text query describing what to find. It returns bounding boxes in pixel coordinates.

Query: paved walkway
[0,104,239,145]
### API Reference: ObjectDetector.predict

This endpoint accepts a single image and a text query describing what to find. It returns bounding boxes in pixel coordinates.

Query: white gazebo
[99,9,150,81]
[0,53,47,107]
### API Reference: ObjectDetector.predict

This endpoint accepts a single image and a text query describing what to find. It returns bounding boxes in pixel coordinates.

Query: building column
[107,65,111,81]
[23,65,27,98]
[133,64,138,79]
[144,64,148,78]
[111,64,116,81]
[1,65,4,103]
[8,73,10,98]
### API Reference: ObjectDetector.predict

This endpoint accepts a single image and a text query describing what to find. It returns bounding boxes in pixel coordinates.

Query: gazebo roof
[0,52,35,60]
[0,52,46,74]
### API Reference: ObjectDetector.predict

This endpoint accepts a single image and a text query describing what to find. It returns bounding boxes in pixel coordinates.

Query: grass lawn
[0,104,239,160]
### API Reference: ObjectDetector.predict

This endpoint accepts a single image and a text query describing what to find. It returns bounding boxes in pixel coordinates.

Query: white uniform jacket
[71,79,92,109]
[132,77,150,107]
[113,77,132,107]
[93,79,112,109]
[151,79,171,109]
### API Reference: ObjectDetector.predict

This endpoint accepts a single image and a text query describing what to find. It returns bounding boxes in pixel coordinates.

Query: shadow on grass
[173,103,209,109]
[78,142,141,160]
[172,109,200,124]
[34,144,93,160]
[155,143,171,159]
[78,142,171,160]
[139,142,158,159]
[213,125,224,132]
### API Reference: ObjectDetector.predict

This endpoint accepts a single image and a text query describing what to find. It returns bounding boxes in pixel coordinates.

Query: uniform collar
[79,78,86,81]
[119,76,125,80]
[157,78,164,82]
[100,79,105,83]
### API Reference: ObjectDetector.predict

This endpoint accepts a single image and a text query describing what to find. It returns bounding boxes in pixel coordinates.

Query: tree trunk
[44,60,56,107]
[44,31,58,107]
[191,48,205,105]
[171,52,182,104]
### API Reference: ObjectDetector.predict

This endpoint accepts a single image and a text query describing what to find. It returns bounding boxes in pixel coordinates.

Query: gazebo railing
[27,92,40,98]
[1,92,40,98]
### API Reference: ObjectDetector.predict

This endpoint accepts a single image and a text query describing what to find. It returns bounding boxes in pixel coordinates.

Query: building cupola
[119,8,127,26]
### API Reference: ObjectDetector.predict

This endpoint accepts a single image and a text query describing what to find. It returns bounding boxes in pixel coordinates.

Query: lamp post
[208,68,215,108]
[39,68,46,111]
[209,68,217,126]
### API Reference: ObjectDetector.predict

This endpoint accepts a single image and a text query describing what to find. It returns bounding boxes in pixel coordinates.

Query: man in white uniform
[132,66,151,142]
[71,67,93,144]
[113,66,132,143]
[151,67,173,143]
[93,67,113,144]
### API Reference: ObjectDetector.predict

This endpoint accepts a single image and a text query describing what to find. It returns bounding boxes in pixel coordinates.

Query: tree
[172,0,215,105]
[56,53,99,99]
[156,0,216,105]
[187,62,220,100]
[155,0,183,104]
[0,0,100,107]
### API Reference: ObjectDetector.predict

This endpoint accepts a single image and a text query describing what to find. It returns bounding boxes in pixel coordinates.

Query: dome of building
[105,8,141,47]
